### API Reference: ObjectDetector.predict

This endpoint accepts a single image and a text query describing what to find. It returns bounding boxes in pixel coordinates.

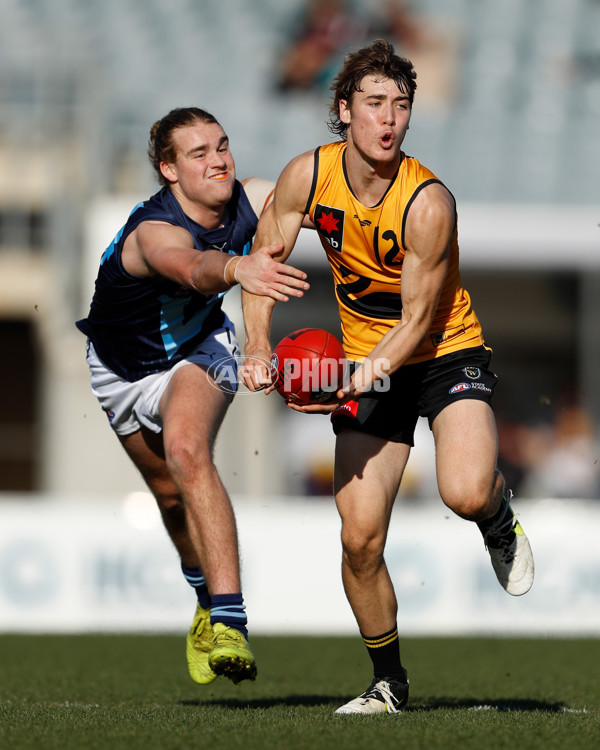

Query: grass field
[0,634,598,750]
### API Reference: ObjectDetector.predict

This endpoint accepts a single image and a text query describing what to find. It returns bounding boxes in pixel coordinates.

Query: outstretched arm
[241,151,316,390]
[122,219,309,301]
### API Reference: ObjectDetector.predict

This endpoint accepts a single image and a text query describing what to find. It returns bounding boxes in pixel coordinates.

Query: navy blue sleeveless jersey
[76,182,257,381]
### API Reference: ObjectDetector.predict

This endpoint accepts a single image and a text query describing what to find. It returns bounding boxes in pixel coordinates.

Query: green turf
[0,635,598,750]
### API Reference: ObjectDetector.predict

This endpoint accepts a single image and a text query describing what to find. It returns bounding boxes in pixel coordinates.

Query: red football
[270,328,346,405]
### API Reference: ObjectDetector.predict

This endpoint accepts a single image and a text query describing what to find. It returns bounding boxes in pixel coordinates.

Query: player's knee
[341,528,385,576]
[441,483,492,521]
[165,435,213,483]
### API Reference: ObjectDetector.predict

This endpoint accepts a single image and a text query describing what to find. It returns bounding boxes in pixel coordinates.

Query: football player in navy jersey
[77,107,309,686]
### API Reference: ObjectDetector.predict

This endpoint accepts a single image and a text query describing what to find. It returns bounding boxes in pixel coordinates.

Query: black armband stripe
[304,147,321,216]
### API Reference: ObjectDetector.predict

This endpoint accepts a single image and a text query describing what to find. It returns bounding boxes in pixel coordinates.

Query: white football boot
[483,493,534,596]
[335,677,409,715]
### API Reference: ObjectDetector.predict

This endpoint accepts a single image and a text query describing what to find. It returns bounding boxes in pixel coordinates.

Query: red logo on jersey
[314,204,344,252]
[317,211,340,234]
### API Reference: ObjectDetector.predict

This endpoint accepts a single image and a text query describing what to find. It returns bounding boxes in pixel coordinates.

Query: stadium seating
[0,0,598,206]
[1,0,598,328]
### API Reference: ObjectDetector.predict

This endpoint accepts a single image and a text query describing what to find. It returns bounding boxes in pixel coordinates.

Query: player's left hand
[284,385,355,414]
[285,396,341,414]
[337,358,390,401]
[236,244,309,301]
[285,359,381,413]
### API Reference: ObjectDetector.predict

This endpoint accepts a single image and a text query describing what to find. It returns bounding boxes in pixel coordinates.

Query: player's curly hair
[328,39,417,140]
[148,107,221,186]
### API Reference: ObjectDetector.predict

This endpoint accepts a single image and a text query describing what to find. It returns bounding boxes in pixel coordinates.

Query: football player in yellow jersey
[241,40,534,714]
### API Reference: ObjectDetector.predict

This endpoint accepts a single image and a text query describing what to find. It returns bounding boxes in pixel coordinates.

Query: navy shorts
[331,346,498,446]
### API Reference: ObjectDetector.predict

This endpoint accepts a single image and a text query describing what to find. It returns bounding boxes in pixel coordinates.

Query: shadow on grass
[179,695,566,713]
[405,697,566,713]
[179,695,346,709]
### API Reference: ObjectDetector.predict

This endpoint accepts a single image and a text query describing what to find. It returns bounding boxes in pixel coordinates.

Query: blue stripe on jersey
[158,295,219,358]
[100,202,144,265]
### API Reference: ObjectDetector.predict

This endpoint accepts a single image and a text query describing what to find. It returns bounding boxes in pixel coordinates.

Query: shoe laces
[213,623,245,646]
[364,679,401,712]
[484,490,517,544]
[484,517,519,565]
[191,608,210,637]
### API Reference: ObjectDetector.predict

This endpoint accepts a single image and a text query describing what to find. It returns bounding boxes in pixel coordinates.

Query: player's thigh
[334,429,410,538]
[159,363,233,454]
[432,399,498,513]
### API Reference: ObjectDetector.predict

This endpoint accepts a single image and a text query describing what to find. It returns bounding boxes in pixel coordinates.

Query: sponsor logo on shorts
[463,367,480,379]
[471,381,492,393]
[332,400,359,419]
[103,408,115,423]
[450,381,492,395]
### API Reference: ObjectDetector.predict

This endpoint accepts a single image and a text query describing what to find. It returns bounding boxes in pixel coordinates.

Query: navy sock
[181,564,211,610]
[362,626,407,682]
[210,593,248,639]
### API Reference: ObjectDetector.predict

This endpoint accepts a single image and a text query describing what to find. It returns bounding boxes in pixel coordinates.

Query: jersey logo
[314,204,344,252]
[353,214,372,227]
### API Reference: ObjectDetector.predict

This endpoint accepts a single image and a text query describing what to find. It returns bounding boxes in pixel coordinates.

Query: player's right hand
[239,345,274,393]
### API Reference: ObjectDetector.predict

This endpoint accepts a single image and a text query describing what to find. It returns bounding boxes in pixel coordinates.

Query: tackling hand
[236,244,309,301]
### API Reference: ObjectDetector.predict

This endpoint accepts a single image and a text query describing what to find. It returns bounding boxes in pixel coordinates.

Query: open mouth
[380,133,394,148]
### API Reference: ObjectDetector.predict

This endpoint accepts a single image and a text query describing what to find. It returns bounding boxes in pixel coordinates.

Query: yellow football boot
[186,603,217,684]
[208,622,257,684]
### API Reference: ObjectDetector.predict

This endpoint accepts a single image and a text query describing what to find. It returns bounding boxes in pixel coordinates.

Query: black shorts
[331,346,498,445]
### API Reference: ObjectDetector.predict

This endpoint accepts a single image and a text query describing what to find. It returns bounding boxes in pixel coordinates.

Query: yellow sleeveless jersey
[305,141,485,363]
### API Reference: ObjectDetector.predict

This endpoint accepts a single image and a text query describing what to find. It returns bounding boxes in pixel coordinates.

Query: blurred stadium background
[0,0,599,635]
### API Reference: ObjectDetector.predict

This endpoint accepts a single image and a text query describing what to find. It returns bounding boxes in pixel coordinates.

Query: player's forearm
[189,250,240,294]
[367,316,430,375]
[241,289,276,351]
[351,303,436,398]
[343,320,426,397]
[368,235,447,377]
